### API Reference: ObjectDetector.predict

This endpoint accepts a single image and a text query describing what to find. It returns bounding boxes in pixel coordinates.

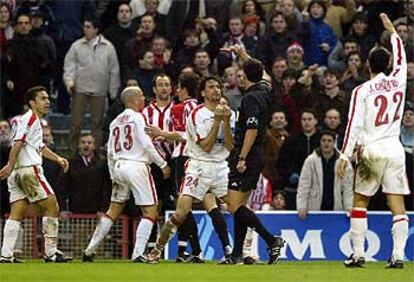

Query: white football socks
[1,219,21,258]
[84,215,114,256]
[132,217,154,259]
[43,217,59,257]
[350,208,367,259]
[391,214,409,261]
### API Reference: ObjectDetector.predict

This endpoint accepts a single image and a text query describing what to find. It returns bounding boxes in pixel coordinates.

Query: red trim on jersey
[103,213,115,222]
[146,106,154,125]
[396,37,402,66]
[393,218,408,224]
[141,216,156,224]
[191,104,204,143]
[22,113,37,142]
[146,165,158,204]
[33,166,52,195]
[392,68,400,77]
[341,85,363,154]
[350,209,367,218]
[139,112,149,126]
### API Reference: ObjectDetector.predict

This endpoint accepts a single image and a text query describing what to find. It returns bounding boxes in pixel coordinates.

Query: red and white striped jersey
[341,33,407,159]
[142,101,175,159]
[13,110,44,168]
[186,104,235,162]
[248,174,273,211]
[107,109,166,176]
[171,98,198,158]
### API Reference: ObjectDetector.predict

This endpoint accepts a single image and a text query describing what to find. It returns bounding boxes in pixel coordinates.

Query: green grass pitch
[0,261,413,282]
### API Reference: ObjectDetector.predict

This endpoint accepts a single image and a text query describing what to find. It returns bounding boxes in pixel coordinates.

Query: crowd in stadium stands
[0,0,414,221]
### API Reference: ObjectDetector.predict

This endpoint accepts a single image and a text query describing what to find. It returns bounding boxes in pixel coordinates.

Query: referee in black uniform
[222,45,284,265]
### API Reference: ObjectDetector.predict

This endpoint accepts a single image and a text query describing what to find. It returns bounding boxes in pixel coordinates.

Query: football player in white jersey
[147,74,234,262]
[82,86,171,263]
[338,14,409,269]
[0,86,72,263]
[147,76,235,263]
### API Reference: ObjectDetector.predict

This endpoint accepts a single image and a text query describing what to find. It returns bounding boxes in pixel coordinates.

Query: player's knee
[45,201,59,217]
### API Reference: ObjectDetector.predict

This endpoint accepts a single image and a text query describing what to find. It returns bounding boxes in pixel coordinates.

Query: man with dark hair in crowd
[122,14,157,77]
[134,0,167,36]
[57,134,111,215]
[64,16,120,154]
[223,45,285,265]
[349,12,376,63]
[262,109,289,191]
[223,66,243,111]
[193,48,214,77]
[104,3,137,76]
[127,49,161,99]
[328,36,359,74]
[297,130,354,220]
[2,13,46,119]
[270,57,288,99]
[30,10,57,90]
[322,108,343,149]
[258,11,296,70]
[314,69,346,122]
[277,109,320,210]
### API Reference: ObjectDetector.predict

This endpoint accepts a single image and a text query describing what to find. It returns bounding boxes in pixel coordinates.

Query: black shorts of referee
[228,146,264,192]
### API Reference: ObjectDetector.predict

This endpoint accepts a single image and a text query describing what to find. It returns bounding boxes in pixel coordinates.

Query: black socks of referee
[232,212,248,258]
[208,208,231,255]
[177,211,201,256]
[234,205,275,246]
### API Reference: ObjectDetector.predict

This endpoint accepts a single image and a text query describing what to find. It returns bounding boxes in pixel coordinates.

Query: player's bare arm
[380,13,396,34]
[237,129,258,173]
[42,146,69,173]
[145,125,185,142]
[198,107,223,153]
[0,141,24,180]
[222,105,234,152]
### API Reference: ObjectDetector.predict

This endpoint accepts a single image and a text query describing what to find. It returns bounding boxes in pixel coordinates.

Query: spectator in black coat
[277,109,320,209]
[57,134,111,215]
[104,2,138,76]
[2,14,46,118]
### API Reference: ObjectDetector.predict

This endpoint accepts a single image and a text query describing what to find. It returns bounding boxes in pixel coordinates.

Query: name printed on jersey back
[369,78,400,94]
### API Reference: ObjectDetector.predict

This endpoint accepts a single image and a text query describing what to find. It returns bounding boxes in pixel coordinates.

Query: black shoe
[44,251,73,263]
[343,254,365,268]
[176,252,191,263]
[267,236,285,265]
[243,256,257,265]
[82,251,94,262]
[218,255,243,265]
[0,256,24,263]
[190,254,205,263]
[132,255,148,263]
[386,258,403,269]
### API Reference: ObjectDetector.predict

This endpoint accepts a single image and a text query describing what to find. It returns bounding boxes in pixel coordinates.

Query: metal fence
[0,214,130,259]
